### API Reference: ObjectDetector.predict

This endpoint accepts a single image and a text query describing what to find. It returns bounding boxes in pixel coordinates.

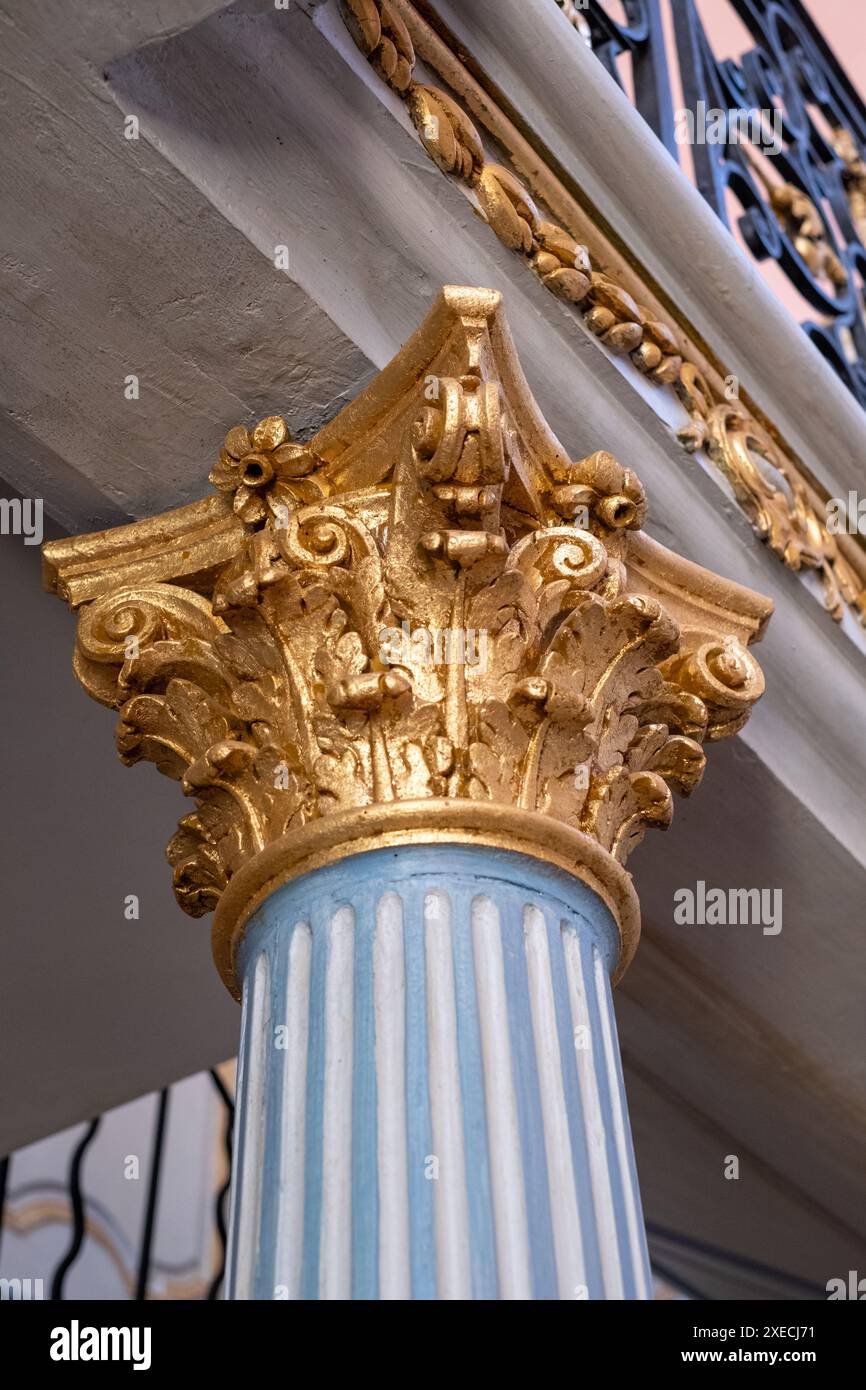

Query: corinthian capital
[43,287,771,996]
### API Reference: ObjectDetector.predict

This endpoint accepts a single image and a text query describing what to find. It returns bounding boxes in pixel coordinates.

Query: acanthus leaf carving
[45,286,771,929]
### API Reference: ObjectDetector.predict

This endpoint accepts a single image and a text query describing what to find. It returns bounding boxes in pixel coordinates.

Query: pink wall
[664,1,866,331]
[803,1,866,106]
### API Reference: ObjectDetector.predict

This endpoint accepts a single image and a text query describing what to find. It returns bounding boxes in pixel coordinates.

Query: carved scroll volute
[45,286,772,976]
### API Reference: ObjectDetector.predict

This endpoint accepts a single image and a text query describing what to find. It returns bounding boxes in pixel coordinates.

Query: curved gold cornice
[44,285,771,994]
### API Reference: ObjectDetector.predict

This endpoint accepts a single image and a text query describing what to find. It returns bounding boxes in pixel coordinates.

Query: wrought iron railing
[558,0,679,154]
[0,1071,233,1302]
[557,0,866,410]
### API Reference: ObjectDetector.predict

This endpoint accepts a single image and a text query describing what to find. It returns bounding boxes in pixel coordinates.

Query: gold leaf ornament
[210,415,325,525]
[408,86,484,180]
[340,0,415,93]
[477,165,541,253]
[335,3,865,627]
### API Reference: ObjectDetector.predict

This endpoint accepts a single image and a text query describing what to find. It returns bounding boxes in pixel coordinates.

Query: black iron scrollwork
[50,1118,100,1300]
[563,1,678,155]
[674,0,866,408]
[207,1068,235,1301]
[562,0,866,410]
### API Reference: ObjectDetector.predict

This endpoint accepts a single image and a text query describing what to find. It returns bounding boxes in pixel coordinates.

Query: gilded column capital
[43,286,772,997]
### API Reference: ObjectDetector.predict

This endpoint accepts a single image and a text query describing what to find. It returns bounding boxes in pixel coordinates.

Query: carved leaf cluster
[66,306,765,919]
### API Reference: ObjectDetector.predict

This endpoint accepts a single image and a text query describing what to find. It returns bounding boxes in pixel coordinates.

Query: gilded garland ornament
[44,287,771,996]
[337,0,866,628]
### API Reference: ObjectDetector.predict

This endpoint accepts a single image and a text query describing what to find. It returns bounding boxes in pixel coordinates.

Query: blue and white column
[224,844,651,1300]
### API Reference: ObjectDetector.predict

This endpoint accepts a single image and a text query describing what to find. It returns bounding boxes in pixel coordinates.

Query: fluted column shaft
[225,845,651,1300]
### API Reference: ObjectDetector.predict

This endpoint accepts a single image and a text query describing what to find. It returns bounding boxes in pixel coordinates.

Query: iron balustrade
[557,0,866,410]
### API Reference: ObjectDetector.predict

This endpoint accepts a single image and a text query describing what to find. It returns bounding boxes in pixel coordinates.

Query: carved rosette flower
[209,415,325,525]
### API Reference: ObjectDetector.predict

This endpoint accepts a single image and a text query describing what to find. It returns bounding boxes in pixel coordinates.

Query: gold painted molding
[338,0,866,628]
[212,801,643,998]
[44,286,771,993]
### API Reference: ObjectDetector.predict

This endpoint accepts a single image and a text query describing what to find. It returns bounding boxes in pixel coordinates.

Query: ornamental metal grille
[557,0,866,411]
